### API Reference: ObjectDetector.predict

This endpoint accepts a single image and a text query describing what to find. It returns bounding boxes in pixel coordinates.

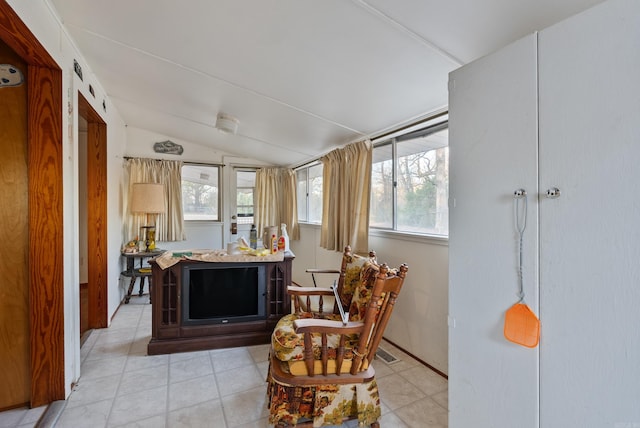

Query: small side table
[121,249,164,303]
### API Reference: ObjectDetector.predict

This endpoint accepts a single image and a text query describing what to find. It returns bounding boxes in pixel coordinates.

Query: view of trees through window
[295,119,448,237]
[371,124,448,236]
[182,164,220,221]
[296,163,323,223]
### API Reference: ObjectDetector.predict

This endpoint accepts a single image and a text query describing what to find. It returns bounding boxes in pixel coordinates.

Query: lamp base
[140,225,156,252]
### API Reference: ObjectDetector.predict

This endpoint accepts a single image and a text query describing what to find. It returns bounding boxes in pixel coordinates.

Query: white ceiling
[50,0,604,166]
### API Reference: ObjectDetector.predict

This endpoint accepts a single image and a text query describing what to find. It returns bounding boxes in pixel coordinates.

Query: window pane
[308,164,323,223]
[396,128,448,235]
[370,143,393,229]
[236,170,256,225]
[182,165,219,221]
[296,168,308,222]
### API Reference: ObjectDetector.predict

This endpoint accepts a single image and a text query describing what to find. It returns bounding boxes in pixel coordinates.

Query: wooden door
[538,1,640,426]
[0,41,30,409]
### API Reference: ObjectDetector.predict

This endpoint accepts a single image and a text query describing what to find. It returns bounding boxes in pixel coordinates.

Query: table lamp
[130,183,165,251]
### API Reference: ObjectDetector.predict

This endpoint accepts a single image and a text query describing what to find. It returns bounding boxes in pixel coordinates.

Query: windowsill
[297,222,449,246]
[369,228,448,246]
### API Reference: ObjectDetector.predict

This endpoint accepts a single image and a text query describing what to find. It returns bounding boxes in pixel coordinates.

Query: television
[182,263,267,326]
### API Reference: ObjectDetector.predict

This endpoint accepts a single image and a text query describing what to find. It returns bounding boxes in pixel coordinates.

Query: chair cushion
[271,313,359,362]
[340,253,372,308]
[347,262,380,321]
[272,258,383,364]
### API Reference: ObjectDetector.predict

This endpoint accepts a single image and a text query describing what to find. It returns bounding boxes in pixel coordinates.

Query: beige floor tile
[124,353,169,373]
[215,365,265,397]
[107,385,167,426]
[55,399,112,428]
[397,365,448,396]
[169,354,213,383]
[210,347,255,373]
[66,375,120,409]
[109,414,166,428]
[167,399,226,428]
[247,344,270,363]
[80,355,128,381]
[117,365,169,397]
[378,411,411,427]
[431,389,449,410]
[220,385,269,426]
[0,408,27,428]
[168,374,220,411]
[394,396,448,428]
[18,405,47,425]
[377,371,426,411]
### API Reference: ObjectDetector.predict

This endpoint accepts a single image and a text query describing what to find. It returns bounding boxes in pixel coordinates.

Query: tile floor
[0,296,448,427]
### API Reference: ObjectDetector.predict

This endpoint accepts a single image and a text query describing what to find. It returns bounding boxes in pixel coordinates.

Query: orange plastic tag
[504,303,540,348]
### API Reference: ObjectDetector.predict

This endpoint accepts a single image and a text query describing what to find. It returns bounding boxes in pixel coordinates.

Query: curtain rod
[123,156,224,167]
[370,109,448,144]
[292,109,449,170]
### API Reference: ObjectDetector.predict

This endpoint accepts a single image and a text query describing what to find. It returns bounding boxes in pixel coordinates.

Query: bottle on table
[280,223,290,252]
[249,224,257,249]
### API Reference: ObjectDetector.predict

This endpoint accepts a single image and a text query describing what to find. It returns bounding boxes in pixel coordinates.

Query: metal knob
[546,187,561,199]
[514,189,527,198]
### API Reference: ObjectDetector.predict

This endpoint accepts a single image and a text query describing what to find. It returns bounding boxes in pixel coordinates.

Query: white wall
[7,0,128,397]
[291,224,449,374]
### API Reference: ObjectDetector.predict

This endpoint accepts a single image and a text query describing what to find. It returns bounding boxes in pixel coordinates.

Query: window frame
[296,161,323,224]
[235,168,256,225]
[370,114,449,239]
[181,162,222,222]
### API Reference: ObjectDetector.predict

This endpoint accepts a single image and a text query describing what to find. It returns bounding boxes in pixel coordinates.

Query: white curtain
[123,158,185,242]
[255,167,299,242]
[320,140,372,254]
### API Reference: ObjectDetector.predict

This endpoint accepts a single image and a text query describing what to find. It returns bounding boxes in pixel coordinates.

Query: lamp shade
[129,183,165,214]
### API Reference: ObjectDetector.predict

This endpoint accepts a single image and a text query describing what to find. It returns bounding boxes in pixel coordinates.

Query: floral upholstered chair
[290,246,376,315]
[267,248,408,427]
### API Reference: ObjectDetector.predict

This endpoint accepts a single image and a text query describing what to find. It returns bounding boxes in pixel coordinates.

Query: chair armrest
[305,268,340,274]
[287,286,334,296]
[293,318,364,335]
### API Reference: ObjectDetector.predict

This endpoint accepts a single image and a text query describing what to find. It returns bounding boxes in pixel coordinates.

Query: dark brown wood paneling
[28,64,64,407]
[1,0,65,407]
[86,118,108,328]
[0,40,30,410]
[0,1,57,68]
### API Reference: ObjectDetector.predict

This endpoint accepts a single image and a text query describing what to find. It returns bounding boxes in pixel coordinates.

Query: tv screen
[182,263,266,325]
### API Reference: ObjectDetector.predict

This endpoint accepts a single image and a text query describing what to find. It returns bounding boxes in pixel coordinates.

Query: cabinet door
[449,34,539,428]
[538,1,640,426]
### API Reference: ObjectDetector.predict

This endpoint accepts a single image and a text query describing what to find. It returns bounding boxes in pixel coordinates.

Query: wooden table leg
[125,276,136,304]
[138,276,145,296]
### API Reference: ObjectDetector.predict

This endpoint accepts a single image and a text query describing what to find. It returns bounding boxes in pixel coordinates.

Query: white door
[229,168,257,245]
[448,33,539,428]
[538,1,640,426]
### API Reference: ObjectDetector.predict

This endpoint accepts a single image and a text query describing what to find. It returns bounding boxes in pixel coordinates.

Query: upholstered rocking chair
[292,246,377,315]
[267,247,408,427]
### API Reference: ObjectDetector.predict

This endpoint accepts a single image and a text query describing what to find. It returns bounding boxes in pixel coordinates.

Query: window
[236,169,256,225]
[182,164,220,221]
[371,120,449,236]
[296,163,323,223]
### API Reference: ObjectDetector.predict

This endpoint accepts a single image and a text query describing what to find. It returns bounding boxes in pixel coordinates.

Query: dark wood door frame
[1,1,65,406]
[78,94,108,329]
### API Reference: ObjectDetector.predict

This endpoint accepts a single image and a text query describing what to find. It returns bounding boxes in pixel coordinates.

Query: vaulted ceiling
[50,0,604,166]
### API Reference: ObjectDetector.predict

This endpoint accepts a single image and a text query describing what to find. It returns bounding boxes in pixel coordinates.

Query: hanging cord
[513,189,527,303]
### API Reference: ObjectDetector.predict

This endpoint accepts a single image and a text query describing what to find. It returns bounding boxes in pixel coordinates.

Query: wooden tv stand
[147,252,293,355]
